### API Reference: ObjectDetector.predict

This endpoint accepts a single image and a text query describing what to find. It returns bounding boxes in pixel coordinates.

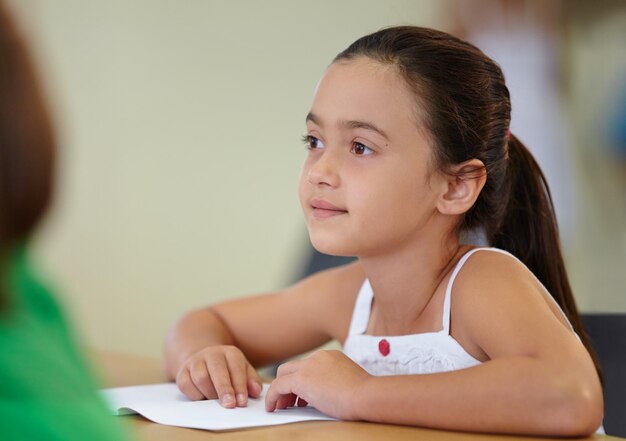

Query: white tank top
[342,247,605,434]
[342,247,573,376]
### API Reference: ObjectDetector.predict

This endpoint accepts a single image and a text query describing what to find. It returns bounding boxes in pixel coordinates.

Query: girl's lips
[312,207,347,219]
[310,198,348,220]
[311,198,345,211]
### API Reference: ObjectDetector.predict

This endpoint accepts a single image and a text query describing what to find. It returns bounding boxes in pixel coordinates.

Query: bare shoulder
[453,249,554,312]
[455,249,537,295]
[451,249,579,359]
[288,259,365,294]
[208,260,365,366]
[284,260,366,341]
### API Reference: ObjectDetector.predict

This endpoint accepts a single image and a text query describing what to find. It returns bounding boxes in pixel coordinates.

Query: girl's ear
[436,159,487,215]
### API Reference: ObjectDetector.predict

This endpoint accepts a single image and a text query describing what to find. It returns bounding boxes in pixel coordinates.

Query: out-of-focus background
[6,0,626,358]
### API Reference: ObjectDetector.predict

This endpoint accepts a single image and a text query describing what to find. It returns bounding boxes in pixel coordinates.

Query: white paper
[101,383,336,431]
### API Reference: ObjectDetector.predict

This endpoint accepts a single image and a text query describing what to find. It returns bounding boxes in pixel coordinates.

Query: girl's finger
[176,367,205,401]
[224,351,250,407]
[206,353,237,408]
[246,364,263,398]
[276,392,296,410]
[275,358,304,378]
[189,360,217,399]
[265,375,296,412]
[286,393,298,408]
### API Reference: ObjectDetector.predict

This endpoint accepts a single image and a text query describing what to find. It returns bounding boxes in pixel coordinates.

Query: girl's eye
[351,142,374,156]
[301,135,325,150]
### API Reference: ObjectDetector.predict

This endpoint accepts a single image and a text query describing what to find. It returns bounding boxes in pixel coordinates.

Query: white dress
[342,247,605,433]
[343,248,491,375]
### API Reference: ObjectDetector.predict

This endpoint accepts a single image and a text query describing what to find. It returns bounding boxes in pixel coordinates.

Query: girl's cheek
[297,172,311,207]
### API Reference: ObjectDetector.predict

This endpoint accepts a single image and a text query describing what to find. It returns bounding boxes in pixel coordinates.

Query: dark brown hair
[334,26,600,378]
[0,2,55,306]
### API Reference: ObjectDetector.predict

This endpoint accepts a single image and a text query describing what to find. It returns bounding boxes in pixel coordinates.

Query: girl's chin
[309,235,356,257]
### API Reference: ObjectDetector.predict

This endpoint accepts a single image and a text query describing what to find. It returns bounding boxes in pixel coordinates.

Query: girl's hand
[175,345,263,408]
[265,350,370,420]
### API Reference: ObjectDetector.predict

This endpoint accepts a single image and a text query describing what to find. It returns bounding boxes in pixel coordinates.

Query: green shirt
[0,246,129,440]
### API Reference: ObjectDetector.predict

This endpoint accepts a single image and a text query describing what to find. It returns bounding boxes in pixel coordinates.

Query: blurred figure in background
[607,77,626,199]
[447,0,578,245]
[0,2,129,440]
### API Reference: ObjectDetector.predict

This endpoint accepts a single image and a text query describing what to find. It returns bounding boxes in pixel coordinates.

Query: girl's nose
[307,150,340,188]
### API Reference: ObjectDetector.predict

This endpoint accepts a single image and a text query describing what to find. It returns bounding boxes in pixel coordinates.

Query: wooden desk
[95,350,620,441]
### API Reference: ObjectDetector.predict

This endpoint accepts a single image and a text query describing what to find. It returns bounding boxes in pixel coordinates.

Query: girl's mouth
[311,198,348,219]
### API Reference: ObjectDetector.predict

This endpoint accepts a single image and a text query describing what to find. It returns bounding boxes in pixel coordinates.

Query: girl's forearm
[355,356,602,437]
[163,308,235,379]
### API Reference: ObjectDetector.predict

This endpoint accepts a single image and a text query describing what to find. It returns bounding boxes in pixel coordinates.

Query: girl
[164,26,603,436]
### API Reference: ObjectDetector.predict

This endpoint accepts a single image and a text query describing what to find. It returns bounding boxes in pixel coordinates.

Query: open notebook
[101,383,336,431]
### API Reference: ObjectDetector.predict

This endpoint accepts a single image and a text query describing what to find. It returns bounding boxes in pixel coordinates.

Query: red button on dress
[378,338,390,356]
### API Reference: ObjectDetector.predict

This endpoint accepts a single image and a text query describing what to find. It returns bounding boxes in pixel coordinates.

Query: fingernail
[222,394,235,406]
[236,393,247,405]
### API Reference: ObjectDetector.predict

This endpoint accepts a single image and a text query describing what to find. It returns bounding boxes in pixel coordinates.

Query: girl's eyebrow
[306,111,390,142]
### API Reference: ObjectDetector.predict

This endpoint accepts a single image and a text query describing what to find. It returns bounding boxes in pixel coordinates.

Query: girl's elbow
[554,401,603,437]
[551,378,603,437]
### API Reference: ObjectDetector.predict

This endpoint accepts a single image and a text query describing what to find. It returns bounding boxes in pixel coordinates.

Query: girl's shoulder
[452,247,553,312]
[286,260,366,341]
[450,247,575,357]
[290,259,365,301]
[454,247,540,291]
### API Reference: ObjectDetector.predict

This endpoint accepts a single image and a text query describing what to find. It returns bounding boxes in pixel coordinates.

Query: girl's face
[299,57,446,257]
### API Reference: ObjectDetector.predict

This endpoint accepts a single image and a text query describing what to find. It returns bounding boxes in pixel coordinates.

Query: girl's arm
[266,252,603,437]
[163,261,364,405]
[356,355,600,436]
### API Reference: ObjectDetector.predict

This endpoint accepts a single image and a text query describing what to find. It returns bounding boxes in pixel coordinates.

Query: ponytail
[493,135,564,310]
[494,134,602,383]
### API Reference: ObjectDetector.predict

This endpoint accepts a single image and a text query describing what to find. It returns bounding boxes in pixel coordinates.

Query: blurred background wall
[5,0,626,358]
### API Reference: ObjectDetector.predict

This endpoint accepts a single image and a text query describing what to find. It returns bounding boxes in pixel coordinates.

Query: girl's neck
[358,232,469,335]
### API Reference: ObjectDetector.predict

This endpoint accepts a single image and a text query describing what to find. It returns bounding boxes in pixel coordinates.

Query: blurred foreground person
[0,3,129,440]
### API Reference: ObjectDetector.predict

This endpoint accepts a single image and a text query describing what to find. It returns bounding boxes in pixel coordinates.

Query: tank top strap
[441,247,511,334]
[442,247,578,337]
[346,279,374,336]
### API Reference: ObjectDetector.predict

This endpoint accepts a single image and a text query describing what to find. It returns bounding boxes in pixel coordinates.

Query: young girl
[164,26,603,436]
